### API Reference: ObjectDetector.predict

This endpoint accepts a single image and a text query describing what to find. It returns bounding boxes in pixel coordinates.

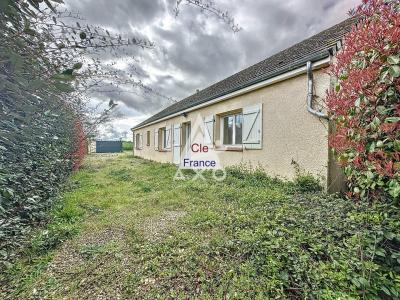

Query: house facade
[132,18,355,192]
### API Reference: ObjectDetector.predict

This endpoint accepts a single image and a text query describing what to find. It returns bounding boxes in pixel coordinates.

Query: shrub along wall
[328,0,400,200]
[0,1,89,269]
[0,88,76,267]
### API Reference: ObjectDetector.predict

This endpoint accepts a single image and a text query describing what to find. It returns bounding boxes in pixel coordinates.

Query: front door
[173,124,181,165]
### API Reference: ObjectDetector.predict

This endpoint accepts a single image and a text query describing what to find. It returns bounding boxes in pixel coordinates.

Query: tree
[327,0,400,200]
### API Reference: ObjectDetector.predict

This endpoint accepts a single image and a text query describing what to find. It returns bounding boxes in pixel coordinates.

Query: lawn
[1,153,399,299]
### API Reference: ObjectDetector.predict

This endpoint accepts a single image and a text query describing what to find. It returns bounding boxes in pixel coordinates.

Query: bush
[293,173,323,193]
[122,141,133,151]
[234,198,400,299]
[0,89,76,268]
[327,0,400,200]
[291,160,323,193]
[0,2,87,269]
[225,165,286,189]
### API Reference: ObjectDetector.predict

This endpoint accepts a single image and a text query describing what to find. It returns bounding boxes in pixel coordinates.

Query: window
[222,113,242,145]
[146,130,150,146]
[163,128,167,148]
[160,126,171,150]
[135,133,142,149]
[154,129,159,150]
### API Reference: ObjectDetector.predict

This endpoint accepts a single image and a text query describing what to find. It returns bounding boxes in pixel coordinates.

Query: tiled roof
[133,17,356,130]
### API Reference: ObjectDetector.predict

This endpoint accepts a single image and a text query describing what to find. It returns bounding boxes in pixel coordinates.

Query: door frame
[173,123,181,165]
[182,122,191,159]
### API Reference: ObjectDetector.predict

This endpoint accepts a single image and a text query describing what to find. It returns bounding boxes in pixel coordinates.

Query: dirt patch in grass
[29,226,130,299]
[26,208,187,299]
[81,153,122,172]
[47,227,127,274]
[138,210,186,242]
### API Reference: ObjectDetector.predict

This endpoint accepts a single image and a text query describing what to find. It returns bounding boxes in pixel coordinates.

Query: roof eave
[132,49,332,131]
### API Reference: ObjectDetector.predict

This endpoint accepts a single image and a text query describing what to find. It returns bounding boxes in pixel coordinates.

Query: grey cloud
[64,0,359,139]
[99,123,128,140]
[65,0,165,29]
[90,87,168,115]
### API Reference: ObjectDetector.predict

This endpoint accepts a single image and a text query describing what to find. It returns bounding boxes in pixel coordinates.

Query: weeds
[108,168,132,181]
[2,153,399,299]
[291,160,323,193]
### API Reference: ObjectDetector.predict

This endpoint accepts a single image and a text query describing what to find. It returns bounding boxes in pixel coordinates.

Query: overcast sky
[64,0,359,140]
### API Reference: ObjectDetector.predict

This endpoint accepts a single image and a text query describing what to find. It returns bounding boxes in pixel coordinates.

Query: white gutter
[132,57,330,131]
[306,61,329,119]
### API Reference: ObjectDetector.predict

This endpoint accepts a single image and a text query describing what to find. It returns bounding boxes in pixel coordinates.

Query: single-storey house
[131,18,356,192]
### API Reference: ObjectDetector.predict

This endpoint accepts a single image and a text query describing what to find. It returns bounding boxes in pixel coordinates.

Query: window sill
[216,145,243,152]
[158,149,171,152]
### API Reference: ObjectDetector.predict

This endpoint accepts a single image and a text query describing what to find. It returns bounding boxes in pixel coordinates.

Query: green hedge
[0,50,75,268]
[122,141,133,151]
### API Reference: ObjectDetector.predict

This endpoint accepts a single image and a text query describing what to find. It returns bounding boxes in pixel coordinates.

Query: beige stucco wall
[133,68,332,187]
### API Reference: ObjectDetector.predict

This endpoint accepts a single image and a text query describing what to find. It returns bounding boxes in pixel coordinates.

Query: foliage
[0,174,88,296]
[0,0,240,274]
[291,160,323,193]
[2,154,399,299]
[122,141,133,151]
[0,86,76,267]
[327,0,400,200]
[71,119,87,171]
[0,0,131,268]
[292,173,323,193]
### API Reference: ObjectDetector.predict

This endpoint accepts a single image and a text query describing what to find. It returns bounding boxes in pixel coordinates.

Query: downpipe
[307,61,329,119]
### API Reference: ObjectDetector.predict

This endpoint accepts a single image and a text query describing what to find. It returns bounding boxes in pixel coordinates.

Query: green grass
[1,153,399,299]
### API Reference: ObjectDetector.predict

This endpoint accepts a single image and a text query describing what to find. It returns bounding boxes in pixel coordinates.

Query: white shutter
[243,103,262,149]
[203,115,214,148]
[154,129,159,150]
[173,124,181,164]
[140,133,143,149]
[165,125,172,150]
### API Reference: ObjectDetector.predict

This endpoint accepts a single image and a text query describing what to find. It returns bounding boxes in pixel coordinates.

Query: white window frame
[154,129,159,151]
[146,130,150,146]
[135,133,142,150]
[161,126,171,151]
[221,113,243,146]
[162,128,167,149]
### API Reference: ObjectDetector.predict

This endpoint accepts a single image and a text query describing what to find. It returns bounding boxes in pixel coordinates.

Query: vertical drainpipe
[306,60,329,191]
[306,61,329,119]
[307,44,347,193]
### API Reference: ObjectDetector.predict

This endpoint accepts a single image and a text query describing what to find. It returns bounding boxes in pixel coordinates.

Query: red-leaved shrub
[327,0,400,200]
